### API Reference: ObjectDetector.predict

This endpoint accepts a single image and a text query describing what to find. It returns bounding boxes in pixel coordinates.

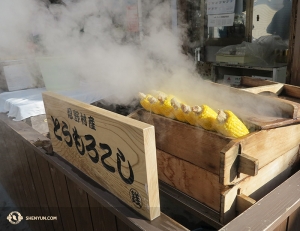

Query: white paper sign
[207,13,235,27]
[3,64,36,91]
[207,0,236,15]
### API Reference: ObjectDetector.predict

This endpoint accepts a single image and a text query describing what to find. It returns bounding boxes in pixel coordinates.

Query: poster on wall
[207,0,236,15]
[207,13,235,27]
[126,4,139,32]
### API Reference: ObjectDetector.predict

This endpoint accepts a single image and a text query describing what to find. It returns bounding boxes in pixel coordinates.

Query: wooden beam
[238,153,259,176]
[236,193,256,214]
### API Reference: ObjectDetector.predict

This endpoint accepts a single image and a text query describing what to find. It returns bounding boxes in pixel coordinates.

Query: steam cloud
[0,0,198,103]
[0,0,289,119]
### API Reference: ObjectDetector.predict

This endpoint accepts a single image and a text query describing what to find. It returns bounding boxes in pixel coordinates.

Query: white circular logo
[7,211,23,225]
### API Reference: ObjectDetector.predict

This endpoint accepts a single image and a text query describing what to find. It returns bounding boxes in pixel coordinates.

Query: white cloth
[0,83,110,121]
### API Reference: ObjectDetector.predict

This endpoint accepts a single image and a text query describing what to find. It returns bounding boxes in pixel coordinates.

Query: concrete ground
[0,183,32,231]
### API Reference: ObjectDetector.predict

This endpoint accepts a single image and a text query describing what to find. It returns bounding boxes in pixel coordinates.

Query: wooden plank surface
[34,153,65,231]
[65,177,94,231]
[24,146,55,231]
[220,170,300,230]
[287,207,300,231]
[2,122,41,231]
[273,220,288,231]
[220,145,300,224]
[129,109,232,175]
[48,163,77,231]
[240,83,284,95]
[236,194,256,215]
[15,138,48,231]
[238,153,258,176]
[43,91,160,220]
[240,76,276,87]
[156,149,223,212]
[87,194,118,231]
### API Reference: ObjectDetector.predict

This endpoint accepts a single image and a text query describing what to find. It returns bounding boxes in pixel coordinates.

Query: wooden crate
[128,79,300,224]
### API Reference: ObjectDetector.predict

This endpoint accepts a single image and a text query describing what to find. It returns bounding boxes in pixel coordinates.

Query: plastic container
[36,56,79,91]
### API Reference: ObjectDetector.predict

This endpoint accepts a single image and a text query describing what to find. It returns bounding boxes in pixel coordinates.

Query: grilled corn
[214,110,249,138]
[171,97,186,122]
[192,105,217,131]
[181,104,198,126]
[157,92,175,118]
[148,96,161,114]
[138,92,152,111]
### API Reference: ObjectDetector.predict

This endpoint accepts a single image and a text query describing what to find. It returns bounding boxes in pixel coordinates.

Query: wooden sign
[42,92,160,220]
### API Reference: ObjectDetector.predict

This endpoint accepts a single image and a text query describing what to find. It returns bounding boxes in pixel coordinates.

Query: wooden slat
[221,170,300,230]
[283,84,300,99]
[116,217,134,231]
[48,163,77,231]
[287,207,300,231]
[25,146,55,231]
[236,194,256,215]
[0,122,21,207]
[156,149,222,212]
[273,219,288,231]
[220,146,300,224]
[219,141,240,185]
[16,138,48,231]
[240,83,284,95]
[241,76,276,87]
[87,194,117,231]
[238,153,259,176]
[2,122,40,231]
[65,177,94,231]
[34,153,65,231]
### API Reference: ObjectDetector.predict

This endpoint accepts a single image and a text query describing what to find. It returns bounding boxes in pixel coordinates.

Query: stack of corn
[138,91,249,138]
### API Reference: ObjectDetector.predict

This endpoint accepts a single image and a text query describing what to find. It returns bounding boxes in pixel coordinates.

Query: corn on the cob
[214,110,249,138]
[192,105,217,131]
[138,92,152,111]
[170,97,186,122]
[148,96,161,114]
[181,104,198,126]
[157,92,175,118]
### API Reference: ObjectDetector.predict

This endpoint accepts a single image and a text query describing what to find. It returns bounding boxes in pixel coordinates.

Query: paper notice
[126,5,139,32]
[207,0,236,15]
[3,64,36,91]
[207,13,235,27]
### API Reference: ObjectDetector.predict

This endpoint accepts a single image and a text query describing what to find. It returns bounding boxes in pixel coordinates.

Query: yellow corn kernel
[157,92,175,118]
[148,96,161,114]
[192,105,217,131]
[214,110,249,138]
[138,92,152,111]
[181,104,197,126]
[170,97,186,122]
